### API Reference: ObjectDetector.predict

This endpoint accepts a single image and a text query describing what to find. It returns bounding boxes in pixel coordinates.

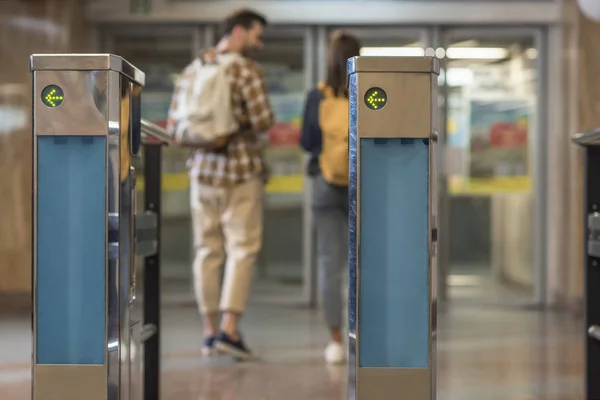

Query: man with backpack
[167,9,274,360]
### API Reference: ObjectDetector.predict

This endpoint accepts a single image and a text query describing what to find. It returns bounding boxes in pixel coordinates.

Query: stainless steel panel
[32,54,147,400]
[357,367,430,400]
[355,73,434,139]
[34,365,107,400]
[130,166,137,304]
[32,68,111,400]
[589,211,600,262]
[135,212,158,257]
[351,57,438,399]
[574,128,600,146]
[31,54,145,86]
[588,242,600,258]
[34,70,109,136]
[106,70,121,400]
[135,213,158,230]
[119,74,133,400]
[589,325,600,341]
[589,212,600,230]
[108,70,121,137]
[348,56,439,74]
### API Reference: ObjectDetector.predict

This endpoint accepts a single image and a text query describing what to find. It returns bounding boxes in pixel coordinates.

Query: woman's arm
[299,88,322,154]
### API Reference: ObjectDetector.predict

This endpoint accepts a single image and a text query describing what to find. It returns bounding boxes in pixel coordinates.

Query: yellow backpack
[317,82,349,186]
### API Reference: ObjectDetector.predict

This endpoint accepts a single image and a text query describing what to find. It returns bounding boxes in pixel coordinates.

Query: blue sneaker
[202,336,217,357]
[215,332,254,361]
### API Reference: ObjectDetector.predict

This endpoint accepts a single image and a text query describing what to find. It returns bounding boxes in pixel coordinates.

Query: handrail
[141,119,171,145]
[572,127,600,147]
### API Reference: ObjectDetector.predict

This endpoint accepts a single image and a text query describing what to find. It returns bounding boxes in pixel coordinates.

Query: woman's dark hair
[326,31,361,96]
[223,9,268,35]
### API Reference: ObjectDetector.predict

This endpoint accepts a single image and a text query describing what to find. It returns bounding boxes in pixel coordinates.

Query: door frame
[435,26,548,307]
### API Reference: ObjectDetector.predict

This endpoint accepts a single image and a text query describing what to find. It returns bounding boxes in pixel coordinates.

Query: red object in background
[152,120,167,129]
[268,122,301,148]
[489,122,527,148]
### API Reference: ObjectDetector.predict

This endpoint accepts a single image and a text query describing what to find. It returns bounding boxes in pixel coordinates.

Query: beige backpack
[167,53,241,145]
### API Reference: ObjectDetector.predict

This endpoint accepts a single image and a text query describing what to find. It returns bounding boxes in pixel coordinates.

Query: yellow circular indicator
[41,85,64,108]
[364,87,387,110]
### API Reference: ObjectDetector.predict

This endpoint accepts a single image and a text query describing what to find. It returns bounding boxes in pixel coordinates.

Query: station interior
[1,0,600,399]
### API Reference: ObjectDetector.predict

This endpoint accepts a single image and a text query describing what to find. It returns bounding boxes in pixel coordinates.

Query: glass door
[251,27,312,304]
[437,28,543,305]
[104,25,315,306]
[103,26,198,302]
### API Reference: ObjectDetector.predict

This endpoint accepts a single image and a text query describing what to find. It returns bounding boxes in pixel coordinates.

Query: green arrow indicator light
[41,85,64,108]
[364,87,387,110]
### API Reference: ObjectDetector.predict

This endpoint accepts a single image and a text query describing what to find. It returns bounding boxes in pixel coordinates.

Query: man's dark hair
[222,9,268,35]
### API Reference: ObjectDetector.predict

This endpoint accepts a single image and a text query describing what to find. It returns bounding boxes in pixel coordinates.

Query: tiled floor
[0,302,584,399]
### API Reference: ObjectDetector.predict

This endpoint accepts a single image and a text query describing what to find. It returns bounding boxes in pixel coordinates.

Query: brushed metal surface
[34,70,108,136]
[31,55,147,400]
[348,56,440,75]
[106,70,120,400]
[355,73,434,139]
[34,365,107,400]
[30,54,145,87]
[357,367,430,400]
[351,56,438,399]
[119,75,133,400]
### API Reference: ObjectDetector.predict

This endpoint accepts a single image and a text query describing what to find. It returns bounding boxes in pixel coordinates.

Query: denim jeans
[312,175,349,329]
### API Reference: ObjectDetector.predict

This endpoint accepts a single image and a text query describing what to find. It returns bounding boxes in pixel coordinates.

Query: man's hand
[202,135,229,150]
[202,48,217,64]
[174,135,230,150]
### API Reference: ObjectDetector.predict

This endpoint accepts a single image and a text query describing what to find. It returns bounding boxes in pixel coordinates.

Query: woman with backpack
[300,31,361,365]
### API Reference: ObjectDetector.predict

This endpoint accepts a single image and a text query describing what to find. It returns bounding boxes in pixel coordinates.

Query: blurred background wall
[0,0,91,313]
[563,0,600,314]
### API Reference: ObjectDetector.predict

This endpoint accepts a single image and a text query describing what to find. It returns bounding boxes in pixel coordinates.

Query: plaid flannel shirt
[171,55,275,187]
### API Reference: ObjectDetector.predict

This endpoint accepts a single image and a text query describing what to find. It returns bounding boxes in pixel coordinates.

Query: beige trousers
[190,177,263,314]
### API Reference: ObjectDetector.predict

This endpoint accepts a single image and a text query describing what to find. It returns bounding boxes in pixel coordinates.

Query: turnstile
[347,56,439,400]
[31,54,168,400]
[572,127,600,400]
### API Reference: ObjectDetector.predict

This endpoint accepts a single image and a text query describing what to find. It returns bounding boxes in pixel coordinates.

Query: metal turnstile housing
[348,56,439,400]
[31,54,145,400]
[573,128,600,400]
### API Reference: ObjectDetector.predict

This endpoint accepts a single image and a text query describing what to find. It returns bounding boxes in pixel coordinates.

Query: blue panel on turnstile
[36,136,106,365]
[358,138,429,368]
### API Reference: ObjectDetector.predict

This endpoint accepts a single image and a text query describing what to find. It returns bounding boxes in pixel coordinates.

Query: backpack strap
[217,52,242,66]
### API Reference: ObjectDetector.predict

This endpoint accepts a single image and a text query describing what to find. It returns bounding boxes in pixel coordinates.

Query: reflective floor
[0,302,584,400]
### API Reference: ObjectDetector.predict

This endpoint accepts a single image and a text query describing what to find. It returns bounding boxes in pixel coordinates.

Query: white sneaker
[201,345,217,357]
[201,337,218,357]
[324,342,346,365]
